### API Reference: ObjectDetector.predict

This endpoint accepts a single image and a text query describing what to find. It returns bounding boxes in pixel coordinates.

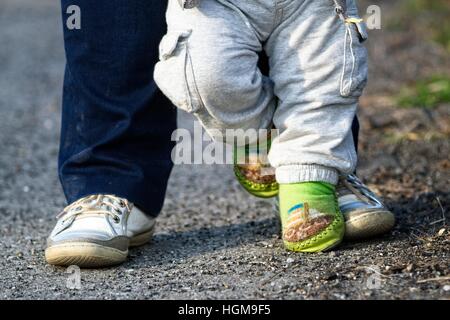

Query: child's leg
[267,0,367,184]
[266,0,368,251]
[154,0,276,145]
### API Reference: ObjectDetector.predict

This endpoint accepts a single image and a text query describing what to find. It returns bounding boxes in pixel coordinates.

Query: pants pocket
[340,18,369,98]
[154,30,203,113]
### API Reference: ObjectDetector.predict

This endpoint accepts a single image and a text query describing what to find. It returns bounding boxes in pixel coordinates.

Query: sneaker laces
[57,195,132,224]
[340,174,384,208]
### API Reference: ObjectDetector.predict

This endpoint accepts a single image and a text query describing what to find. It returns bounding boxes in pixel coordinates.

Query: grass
[397,75,450,109]
[382,1,450,109]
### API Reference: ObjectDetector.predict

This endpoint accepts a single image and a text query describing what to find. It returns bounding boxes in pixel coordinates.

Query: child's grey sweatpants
[154,0,369,185]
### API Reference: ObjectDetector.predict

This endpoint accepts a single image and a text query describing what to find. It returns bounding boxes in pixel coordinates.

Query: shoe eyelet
[113,216,120,224]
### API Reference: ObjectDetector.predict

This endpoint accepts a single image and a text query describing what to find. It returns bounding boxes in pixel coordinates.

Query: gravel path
[0,0,448,299]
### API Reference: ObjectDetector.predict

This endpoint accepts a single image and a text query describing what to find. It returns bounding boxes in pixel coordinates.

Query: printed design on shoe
[283,202,333,243]
[236,152,276,185]
[234,133,277,189]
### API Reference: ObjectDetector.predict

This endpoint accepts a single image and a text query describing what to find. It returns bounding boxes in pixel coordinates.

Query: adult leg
[59,0,176,217]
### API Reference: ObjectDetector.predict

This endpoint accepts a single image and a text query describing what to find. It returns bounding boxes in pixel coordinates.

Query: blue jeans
[59,0,176,217]
[58,0,359,216]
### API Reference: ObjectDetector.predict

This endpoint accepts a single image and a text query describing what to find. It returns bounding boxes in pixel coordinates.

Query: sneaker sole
[45,229,155,268]
[129,229,154,247]
[45,242,128,268]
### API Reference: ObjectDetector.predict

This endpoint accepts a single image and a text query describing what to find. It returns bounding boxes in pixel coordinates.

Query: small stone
[286,257,295,264]
[443,285,450,292]
[437,228,446,237]
[406,264,414,272]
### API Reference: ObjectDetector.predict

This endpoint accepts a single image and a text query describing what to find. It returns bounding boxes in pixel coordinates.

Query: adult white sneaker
[337,174,395,240]
[45,194,155,268]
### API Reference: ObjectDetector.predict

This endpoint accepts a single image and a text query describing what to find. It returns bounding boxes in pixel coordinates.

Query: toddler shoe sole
[344,209,395,240]
[233,166,279,198]
[273,199,394,240]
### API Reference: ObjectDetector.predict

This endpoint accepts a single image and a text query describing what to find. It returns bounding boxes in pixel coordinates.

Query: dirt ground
[0,0,448,299]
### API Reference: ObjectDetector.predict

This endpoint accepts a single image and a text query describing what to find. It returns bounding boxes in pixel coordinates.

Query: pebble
[286,258,295,264]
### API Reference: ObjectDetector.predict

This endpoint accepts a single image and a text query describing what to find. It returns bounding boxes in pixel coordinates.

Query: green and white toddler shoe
[233,138,278,198]
[279,182,344,252]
